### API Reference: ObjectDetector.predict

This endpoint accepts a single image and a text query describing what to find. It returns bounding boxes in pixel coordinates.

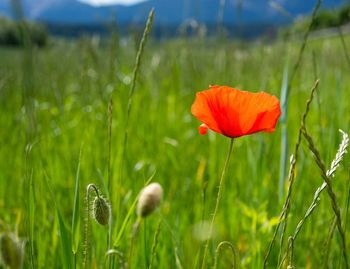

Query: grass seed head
[0,233,23,269]
[137,182,163,218]
[93,196,110,226]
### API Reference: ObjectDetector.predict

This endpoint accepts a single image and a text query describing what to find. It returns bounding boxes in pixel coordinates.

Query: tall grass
[264,79,320,268]
[1,14,350,269]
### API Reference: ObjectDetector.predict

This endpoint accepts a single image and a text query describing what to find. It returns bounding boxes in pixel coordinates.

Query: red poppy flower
[191,85,281,138]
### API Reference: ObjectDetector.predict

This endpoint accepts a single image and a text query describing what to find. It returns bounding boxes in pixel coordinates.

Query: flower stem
[201,138,234,269]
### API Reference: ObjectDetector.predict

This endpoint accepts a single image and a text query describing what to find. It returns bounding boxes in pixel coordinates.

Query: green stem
[116,7,154,232]
[213,241,237,269]
[149,221,161,269]
[301,128,349,269]
[107,97,113,269]
[83,184,100,269]
[144,219,148,268]
[128,219,140,267]
[201,138,234,269]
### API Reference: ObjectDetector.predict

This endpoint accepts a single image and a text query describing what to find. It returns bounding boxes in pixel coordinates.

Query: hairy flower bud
[0,233,23,269]
[137,182,163,218]
[93,196,110,226]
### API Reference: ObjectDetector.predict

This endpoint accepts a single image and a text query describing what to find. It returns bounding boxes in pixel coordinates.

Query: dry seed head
[93,196,110,226]
[0,233,23,269]
[137,182,163,218]
[327,129,349,177]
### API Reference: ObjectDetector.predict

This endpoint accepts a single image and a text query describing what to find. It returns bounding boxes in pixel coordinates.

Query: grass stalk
[312,51,323,146]
[123,7,154,155]
[113,173,154,248]
[107,97,113,195]
[149,221,161,269]
[275,2,321,206]
[43,170,73,269]
[300,128,349,268]
[24,144,35,269]
[344,166,350,241]
[337,27,350,71]
[71,144,83,264]
[279,129,349,267]
[116,7,154,229]
[107,97,113,269]
[128,218,140,267]
[144,219,148,268]
[322,216,337,269]
[264,80,319,268]
[278,63,289,201]
[28,169,35,269]
[287,236,294,268]
[105,249,124,267]
[83,184,100,269]
[287,0,322,92]
[213,241,238,269]
[201,138,234,269]
[276,0,322,218]
[279,79,320,253]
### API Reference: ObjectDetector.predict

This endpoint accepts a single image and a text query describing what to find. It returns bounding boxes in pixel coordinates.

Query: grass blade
[116,7,155,227]
[300,127,349,269]
[113,171,155,248]
[72,144,83,258]
[287,0,322,92]
[44,171,73,269]
[213,241,238,269]
[264,80,319,268]
[149,221,161,269]
[58,208,73,269]
[278,62,289,201]
[29,169,35,268]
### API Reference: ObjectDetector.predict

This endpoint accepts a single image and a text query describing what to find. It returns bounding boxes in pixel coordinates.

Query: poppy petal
[191,90,223,135]
[191,85,281,138]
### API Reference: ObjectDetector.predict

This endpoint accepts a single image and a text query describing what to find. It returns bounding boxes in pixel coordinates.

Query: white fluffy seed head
[137,182,163,218]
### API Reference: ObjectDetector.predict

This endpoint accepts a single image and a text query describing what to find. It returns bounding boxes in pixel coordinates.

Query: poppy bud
[93,196,110,226]
[137,183,163,218]
[0,233,23,269]
[198,123,208,135]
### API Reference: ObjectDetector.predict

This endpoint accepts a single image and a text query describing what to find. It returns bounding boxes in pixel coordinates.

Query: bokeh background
[1,0,350,268]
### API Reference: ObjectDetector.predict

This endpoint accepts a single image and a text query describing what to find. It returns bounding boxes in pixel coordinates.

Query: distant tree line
[312,4,350,29]
[288,4,350,35]
[0,16,48,47]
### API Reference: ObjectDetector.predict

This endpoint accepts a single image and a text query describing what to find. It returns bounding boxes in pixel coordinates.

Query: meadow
[1,12,350,269]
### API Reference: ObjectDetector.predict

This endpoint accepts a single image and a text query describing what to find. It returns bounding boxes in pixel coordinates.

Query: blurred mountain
[0,0,346,25]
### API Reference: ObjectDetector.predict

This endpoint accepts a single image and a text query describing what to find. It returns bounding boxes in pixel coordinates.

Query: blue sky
[78,0,149,6]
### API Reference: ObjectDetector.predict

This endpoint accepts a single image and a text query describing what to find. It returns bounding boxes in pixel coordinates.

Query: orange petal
[191,85,281,138]
[198,123,208,135]
[191,90,223,135]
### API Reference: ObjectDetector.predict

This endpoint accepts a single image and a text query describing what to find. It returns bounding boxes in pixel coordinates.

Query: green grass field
[1,20,350,268]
